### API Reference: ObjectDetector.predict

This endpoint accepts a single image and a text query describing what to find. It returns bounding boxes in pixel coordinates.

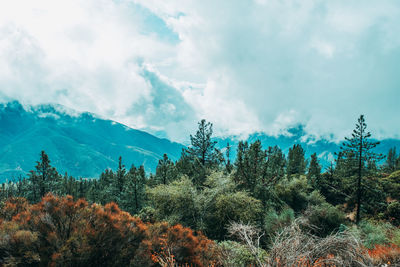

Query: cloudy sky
[0,0,399,142]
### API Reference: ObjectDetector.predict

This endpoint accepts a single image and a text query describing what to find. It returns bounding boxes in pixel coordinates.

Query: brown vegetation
[0,194,218,266]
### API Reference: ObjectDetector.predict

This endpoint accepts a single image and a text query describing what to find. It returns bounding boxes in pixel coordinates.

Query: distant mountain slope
[215,126,400,170]
[0,101,185,182]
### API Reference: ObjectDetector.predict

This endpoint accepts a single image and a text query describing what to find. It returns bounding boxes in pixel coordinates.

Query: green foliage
[385,147,398,172]
[339,115,384,224]
[307,190,326,206]
[214,191,263,227]
[382,170,400,200]
[307,153,321,188]
[234,140,277,206]
[386,201,400,226]
[351,221,391,249]
[264,208,294,237]
[120,165,146,215]
[28,150,61,202]
[154,154,177,185]
[287,144,307,176]
[276,176,310,212]
[197,171,263,240]
[183,119,222,186]
[217,240,267,266]
[147,176,198,227]
[305,202,346,237]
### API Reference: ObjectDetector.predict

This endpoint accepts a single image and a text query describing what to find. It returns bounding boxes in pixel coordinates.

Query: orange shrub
[368,244,400,265]
[0,194,218,267]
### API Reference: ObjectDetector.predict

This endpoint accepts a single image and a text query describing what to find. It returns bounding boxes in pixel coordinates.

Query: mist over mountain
[0,101,399,182]
[215,126,400,170]
[0,101,184,182]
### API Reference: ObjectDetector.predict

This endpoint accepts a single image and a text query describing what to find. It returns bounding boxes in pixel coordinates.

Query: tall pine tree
[339,115,384,224]
[287,144,307,176]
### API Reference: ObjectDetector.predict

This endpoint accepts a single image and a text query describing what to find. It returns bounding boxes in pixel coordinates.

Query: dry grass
[267,218,373,267]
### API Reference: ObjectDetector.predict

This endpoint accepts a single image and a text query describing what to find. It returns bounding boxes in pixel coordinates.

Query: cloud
[135,0,400,140]
[0,0,399,142]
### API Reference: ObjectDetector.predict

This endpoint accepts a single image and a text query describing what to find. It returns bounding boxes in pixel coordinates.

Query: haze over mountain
[215,126,400,171]
[1,101,399,182]
[0,101,184,182]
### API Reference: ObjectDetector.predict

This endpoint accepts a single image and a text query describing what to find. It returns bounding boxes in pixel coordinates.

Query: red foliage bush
[148,222,218,266]
[368,244,400,265]
[0,194,217,267]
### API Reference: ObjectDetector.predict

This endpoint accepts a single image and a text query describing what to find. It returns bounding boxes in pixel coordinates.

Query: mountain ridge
[1,101,399,182]
[0,101,185,182]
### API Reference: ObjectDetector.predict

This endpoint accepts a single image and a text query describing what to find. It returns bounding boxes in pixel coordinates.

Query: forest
[0,115,399,266]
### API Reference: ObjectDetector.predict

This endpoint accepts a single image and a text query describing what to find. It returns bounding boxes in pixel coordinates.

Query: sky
[0,0,399,142]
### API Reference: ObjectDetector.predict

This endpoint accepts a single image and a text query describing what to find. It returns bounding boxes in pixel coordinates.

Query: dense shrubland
[1,117,400,266]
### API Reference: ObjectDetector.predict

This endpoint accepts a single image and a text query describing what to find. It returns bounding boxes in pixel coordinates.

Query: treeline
[1,116,400,266]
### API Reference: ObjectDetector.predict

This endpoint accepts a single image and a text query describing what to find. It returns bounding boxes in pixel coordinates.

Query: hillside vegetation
[1,116,400,266]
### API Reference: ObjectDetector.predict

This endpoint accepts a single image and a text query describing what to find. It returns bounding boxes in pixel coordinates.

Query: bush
[0,194,218,267]
[386,201,400,226]
[147,177,198,227]
[264,208,294,238]
[351,221,391,249]
[305,203,346,237]
[217,240,260,266]
[276,176,309,212]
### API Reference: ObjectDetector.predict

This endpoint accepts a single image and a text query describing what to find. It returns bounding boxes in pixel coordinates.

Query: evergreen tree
[287,144,307,176]
[29,151,59,202]
[339,115,384,224]
[121,165,146,214]
[184,119,221,186]
[155,154,176,185]
[385,147,397,172]
[225,142,233,173]
[115,156,126,196]
[307,153,321,188]
[98,169,115,204]
[265,145,286,186]
[187,119,218,167]
[234,140,270,205]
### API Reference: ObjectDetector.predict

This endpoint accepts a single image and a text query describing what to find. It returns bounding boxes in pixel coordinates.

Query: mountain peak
[0,101,184,181]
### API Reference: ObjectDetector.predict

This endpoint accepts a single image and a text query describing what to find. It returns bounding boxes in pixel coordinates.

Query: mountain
[0,101,185,182]
[1,101,399,182]
[215,125,400,170]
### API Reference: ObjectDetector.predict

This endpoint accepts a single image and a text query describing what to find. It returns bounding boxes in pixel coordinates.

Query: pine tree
[29,151,59,202]
[225,142,233,173]
[339,115,384,224]
[385,147,397,172]
[187,119,218,167]
[184,119,221,186]
[234,140,270,205]
[115,156,126,195]
[155,154,176,185]
[98,169,115,204]
[307,153,321,188]
[265,145,286,186]
[121,165,146,214]
[287,144,307,176]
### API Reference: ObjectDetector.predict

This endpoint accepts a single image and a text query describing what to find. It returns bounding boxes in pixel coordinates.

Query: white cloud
[0,0,399,142]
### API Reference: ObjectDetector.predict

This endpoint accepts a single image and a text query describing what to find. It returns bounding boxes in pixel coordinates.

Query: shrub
[368,244,400,266]
[217,240,257,266]
[264,208,294,238]
[351,221,390,249]
[276,176,309,212]
[305,203,346,237]
[0,194,218,267]
[386,201,400,226]
[147,177,198,227]
[268,218,372,267]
